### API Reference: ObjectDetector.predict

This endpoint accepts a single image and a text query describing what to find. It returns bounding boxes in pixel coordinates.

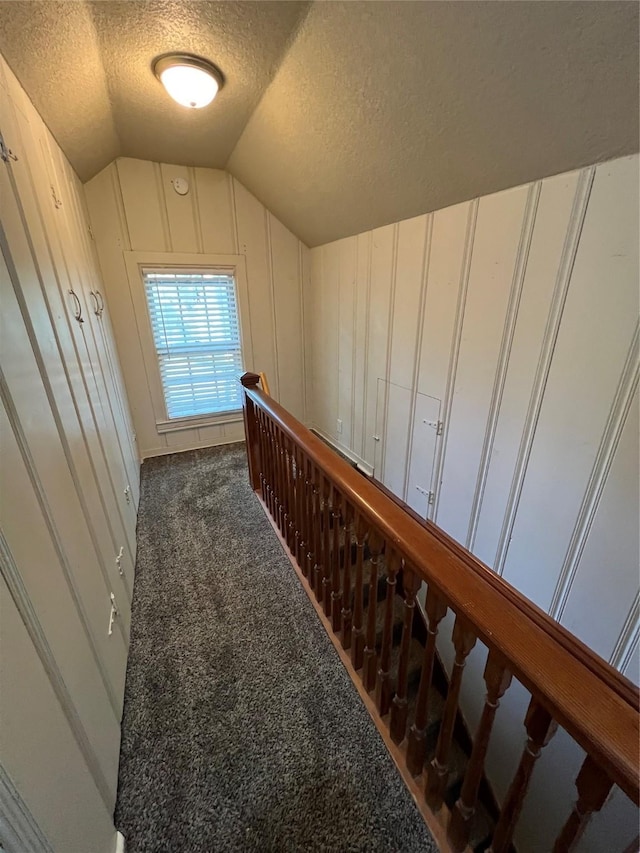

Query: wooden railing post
[553,755,613,852]
[426,615,477,810]
[406,586,448,776]
[488,698,558,853]
[240,372,261,491]
[390,567,421,744]
[449,652,512,851]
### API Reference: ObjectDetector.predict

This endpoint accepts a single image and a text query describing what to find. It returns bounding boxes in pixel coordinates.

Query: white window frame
[124,251,254,433]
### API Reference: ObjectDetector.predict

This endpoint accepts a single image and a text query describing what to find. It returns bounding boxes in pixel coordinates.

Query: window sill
[156,411,243,434]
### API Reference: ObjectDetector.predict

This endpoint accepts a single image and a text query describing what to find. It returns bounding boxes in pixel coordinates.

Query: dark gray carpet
[115,442,438,853]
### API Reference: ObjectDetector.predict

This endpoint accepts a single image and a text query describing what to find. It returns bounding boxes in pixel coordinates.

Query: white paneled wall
[85,157,309,459]
[307,154,639,850]
[0,56,137,851]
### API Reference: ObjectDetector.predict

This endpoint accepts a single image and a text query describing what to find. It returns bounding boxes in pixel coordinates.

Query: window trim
[124,251,254,433]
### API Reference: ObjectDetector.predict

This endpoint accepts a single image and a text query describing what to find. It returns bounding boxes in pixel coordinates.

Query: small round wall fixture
[153,54,224,109]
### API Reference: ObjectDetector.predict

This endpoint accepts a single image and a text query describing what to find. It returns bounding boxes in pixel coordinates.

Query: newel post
[240,372,262,492]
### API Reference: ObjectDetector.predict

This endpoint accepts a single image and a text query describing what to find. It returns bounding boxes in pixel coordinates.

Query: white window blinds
[144,270,243,419]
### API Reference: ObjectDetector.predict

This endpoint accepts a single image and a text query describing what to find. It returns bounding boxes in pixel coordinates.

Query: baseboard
[114,830,126,853]
[255,491,454,853]
[140,438,245,461]
[308,425,374,477]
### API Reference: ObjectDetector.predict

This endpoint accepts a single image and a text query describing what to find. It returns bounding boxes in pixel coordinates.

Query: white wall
[0,55,137,851]
[307,154,639,850]
[85,158,310,459]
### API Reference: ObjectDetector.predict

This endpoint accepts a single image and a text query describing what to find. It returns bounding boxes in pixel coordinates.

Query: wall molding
[265,210,281,401]
[378,223,399,479]
[610,591,640,675]
[494,166,595,575]
[402,213,433,502]
[358,231,373,460]
[467,181,541,550]
[0,532,115,815]
[550,323,639,620]
[298,241,308,425]
[432,198,478,522]
[0,763,53,853]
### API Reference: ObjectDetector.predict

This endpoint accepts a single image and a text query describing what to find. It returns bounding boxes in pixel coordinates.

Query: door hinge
[415,485,436,504]
[424,419,443,436]
[108,592,119,636]
[0,134,18,163]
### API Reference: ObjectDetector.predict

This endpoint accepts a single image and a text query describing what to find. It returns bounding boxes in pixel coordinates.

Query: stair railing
[240,372,639,852]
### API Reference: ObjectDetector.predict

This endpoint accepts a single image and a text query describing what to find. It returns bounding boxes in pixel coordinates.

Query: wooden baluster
[271,421,282,529]
[312,467,323,601]
[322,480,333,615]
[280,431,290,542]
[282,434,295,554]
[331,491,343,632]
[239,372,261,490]
[406,587,448,776]
[341,503,354,650]
[304,458,315,581]
[390,567,421,744]
[350,514,367,670]
[285,438,296,551]
[426,615,477,810]
[258,413,268,504]
[291,442,300,564]
[294,445,305,569]
[377,550,401,716]
[487,698,558,853]
[264,417,275,519]
[296,449,308,576]
[448,652,513,851]
[553,756,613,853]
[362,532,383,692]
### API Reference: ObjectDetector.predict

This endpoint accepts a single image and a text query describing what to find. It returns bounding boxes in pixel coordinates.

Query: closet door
[48,141,140,506]
[0,81,137,586]
[0,246,129,711]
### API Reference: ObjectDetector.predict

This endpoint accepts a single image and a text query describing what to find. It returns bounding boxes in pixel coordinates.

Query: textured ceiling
[0,1,309,179]
[229,1,640,245]
[0,1,638,247]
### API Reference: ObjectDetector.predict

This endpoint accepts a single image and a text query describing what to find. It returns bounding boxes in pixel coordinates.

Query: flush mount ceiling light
[153,54,224,109]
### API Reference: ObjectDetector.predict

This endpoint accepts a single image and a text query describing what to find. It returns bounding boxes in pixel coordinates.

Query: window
[143,269,243,420]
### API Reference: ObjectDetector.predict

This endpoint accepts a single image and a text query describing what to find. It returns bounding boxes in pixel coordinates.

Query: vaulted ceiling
[1,1,638,246]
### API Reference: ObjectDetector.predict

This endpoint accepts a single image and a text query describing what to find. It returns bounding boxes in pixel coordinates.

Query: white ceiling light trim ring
[153,54,224,109]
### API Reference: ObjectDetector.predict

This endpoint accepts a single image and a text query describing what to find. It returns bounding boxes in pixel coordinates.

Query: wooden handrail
[240,372,639,806]
[371,477,639,711]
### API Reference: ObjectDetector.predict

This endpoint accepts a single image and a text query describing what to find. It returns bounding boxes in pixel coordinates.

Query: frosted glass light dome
[153,55,223,109]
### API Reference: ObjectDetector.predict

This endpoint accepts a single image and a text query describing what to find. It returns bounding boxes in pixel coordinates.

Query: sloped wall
[85,158,309,459]
[307,154,639,850]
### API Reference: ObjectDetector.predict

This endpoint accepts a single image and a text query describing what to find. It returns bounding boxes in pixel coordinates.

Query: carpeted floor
[115,442,438,853]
